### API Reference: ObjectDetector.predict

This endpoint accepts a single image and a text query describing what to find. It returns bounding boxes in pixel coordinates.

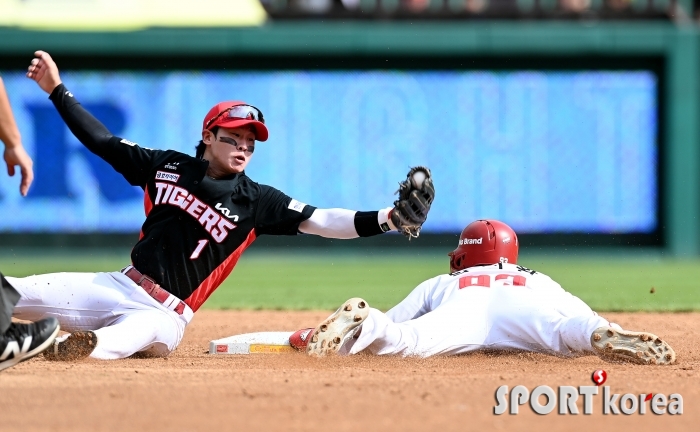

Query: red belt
[122,266,187,315]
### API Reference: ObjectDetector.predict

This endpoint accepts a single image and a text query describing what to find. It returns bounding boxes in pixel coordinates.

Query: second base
[209,331,295,354]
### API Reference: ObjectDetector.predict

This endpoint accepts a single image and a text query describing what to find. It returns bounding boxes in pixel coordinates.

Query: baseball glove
[390,166,435,239]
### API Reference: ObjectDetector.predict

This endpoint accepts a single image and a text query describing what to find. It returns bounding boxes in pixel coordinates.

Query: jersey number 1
[190,239,209,260]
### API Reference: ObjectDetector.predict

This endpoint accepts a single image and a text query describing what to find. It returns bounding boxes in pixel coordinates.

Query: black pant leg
[0,272,20,334]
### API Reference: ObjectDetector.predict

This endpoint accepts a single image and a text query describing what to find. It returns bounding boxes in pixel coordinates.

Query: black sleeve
[354,211,388,237]
[254,185,316,236]
[49,84,163,188]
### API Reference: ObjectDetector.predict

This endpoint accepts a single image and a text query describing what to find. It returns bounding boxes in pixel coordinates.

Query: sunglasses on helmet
[205,104,265,130]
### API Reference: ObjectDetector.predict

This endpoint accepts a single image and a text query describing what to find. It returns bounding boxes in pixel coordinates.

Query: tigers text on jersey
[134,150,315,311]
[50,85,316,311]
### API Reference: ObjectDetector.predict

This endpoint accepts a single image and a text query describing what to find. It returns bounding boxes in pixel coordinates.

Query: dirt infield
[1,311,698,431]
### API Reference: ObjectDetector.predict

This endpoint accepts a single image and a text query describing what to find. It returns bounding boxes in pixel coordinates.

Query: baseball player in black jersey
[4,51,435,361]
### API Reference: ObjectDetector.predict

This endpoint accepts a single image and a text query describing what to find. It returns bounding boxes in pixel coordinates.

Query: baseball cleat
[307,298,369,357]
[44,331,97,362]
[590,327,676,365]
[0,317,60,372]
[289,328,315,351]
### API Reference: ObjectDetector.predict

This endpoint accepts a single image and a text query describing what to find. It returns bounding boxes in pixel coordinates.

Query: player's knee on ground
[91,310,183,360]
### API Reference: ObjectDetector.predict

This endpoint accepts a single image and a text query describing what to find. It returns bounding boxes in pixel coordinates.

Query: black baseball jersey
[50,85,315,311]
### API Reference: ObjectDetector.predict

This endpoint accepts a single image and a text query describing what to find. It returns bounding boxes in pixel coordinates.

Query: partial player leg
[341,307,419,356]
[548,283,676,364]
[300,278,443,353]
[88,310,183,359]
[1,317,60,371]
[0,271,21,334]
[9,272,186,360]
[7,272,128,331]
[345,290,492,357]
[484,285,613,355]
[42,309,183,361]
[351,287,608,357]
[0,272,61,370]
[43,308,183,361]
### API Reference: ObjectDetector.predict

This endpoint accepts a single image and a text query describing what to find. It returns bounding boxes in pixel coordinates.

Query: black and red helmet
[448,220,518,272]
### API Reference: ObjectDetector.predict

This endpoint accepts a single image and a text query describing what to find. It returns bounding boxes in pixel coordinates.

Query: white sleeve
[298,207,395,239]
[385,276,441,323]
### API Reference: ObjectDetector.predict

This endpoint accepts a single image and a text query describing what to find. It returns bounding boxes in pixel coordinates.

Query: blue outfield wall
[0,22,698,255]
[0,70,658,234]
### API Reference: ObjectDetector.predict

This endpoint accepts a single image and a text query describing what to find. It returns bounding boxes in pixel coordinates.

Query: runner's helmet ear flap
[448,250,465,274]
[449,220,519,273]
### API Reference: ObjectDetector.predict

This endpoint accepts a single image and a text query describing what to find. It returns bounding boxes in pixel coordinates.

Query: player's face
[202,126,256,175]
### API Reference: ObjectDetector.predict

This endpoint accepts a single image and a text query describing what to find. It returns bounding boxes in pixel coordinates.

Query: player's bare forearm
[1,77,34,196]
[0,78,22,149]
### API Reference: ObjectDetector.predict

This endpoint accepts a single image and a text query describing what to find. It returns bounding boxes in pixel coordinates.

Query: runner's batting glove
[390,166,435,239]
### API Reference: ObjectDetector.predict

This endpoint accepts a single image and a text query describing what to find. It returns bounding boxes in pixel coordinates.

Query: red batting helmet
[448,220,518,272]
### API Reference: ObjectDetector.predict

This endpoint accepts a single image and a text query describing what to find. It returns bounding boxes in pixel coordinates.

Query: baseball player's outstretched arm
[27,51,112,152]
[384,277,440,323]
[0,77,33,196]
[26,51,160,187]
[298,208,396,239]
[47,85,114,151]
[298,167,434,239]
[26,51,62,94]
[254,186,395,239]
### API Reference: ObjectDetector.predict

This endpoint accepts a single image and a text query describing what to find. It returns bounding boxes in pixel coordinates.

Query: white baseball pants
[343,285,611,358]
[7,271,192,360]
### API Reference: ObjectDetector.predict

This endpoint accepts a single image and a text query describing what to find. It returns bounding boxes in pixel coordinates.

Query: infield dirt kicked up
[1,311,698,432]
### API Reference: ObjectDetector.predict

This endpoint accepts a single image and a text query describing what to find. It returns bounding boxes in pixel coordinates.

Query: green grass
[1,248,698,311]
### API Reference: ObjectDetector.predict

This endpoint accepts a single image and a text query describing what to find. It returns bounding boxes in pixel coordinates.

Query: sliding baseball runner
[292,220,676,365]
[5,51,435,361]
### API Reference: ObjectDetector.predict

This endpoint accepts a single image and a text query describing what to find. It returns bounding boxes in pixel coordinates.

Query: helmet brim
[213,118,269,142]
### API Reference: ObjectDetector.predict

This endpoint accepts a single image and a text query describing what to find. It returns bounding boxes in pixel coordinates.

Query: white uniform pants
[7,271,192,360]
[345,285,611,358]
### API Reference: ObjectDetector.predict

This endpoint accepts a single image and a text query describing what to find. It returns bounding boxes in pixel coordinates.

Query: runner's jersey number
[458,274,527,289]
